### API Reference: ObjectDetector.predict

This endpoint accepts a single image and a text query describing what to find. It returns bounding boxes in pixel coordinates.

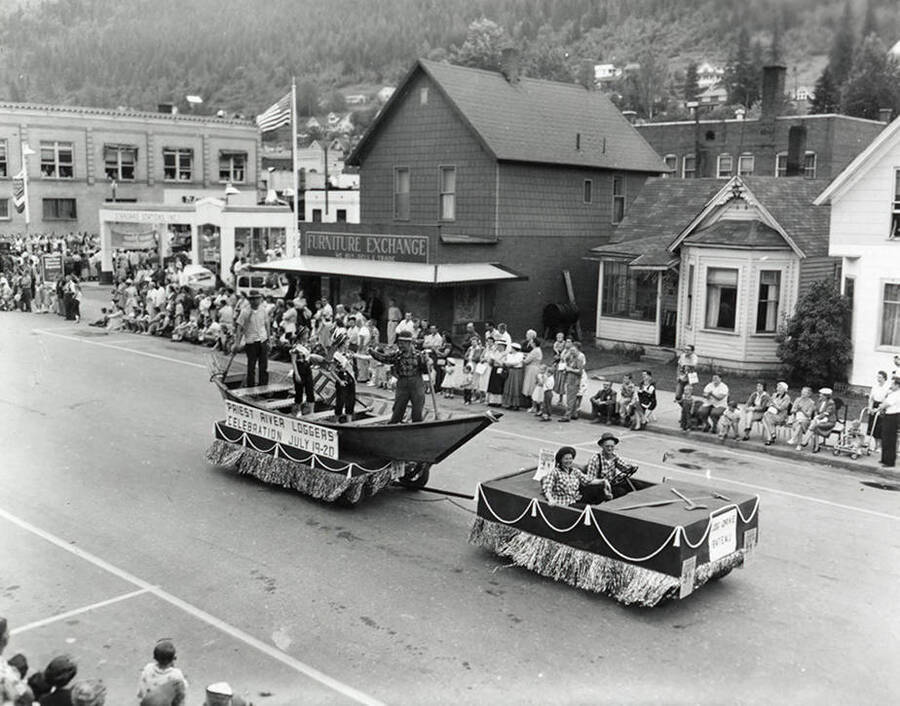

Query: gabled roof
[588,176,831,267]
[814,115,899,205]
[349,59,666,173]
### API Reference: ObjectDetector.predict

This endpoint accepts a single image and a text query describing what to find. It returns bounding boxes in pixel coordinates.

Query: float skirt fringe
[206,439,394,505]
[469,516,743,607]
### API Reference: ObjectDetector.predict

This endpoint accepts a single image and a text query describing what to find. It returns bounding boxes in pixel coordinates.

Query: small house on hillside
[588,176,834,373]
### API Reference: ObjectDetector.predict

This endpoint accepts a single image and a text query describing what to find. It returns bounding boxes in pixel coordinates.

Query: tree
[724,28,760,109]
[683,62,699,103]
[775,280,852,388]
[295,80,319,117]
[840,34,900,120]
[809,66,840,114]
[828,1,856,86]
[450,18,508,72]
[522,42,574,82]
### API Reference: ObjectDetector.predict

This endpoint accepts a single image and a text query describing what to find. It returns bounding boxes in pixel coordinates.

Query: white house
[304,173,359,224]
[697,62,725,88]
[814,116,900,387]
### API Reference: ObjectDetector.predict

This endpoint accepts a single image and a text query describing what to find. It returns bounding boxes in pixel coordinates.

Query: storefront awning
[251,256,525,285]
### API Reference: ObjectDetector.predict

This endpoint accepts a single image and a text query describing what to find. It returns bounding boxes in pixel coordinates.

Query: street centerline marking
[33,329,206,369]
[0,506,383,706]
[11,587,152,635]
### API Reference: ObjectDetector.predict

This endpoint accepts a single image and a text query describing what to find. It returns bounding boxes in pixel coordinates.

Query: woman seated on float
[540,446,611,507]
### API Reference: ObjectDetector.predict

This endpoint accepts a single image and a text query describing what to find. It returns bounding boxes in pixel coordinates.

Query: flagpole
[20,143,36,237]
[291,77,299,255]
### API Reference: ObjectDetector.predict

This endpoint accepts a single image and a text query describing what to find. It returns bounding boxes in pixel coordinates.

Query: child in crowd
[679,383,702,431]
[104,306,125,333]
[539,365,555,422]
[89,308,110,327]
[717,400,742,440]
[530,368,545,415]
[460,363,475,405]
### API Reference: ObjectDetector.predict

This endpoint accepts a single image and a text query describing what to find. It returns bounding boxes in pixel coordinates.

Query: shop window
[716,154,733,179]
[40,141,74,179]
[738,153,754,177]
[104,144,137,181]
[803,151,817,179]
[0,198,9,219]
[601,261,657,321]
[881,283,900,347]
[583,179,593,203]
[312,209,322,222]
[42,198,77,220]
[705,267,738,330]
[775,152,787,177]
[439,166,456,221]
[755,270,781,333]
[336,209,347,223]
[219,151,247,183]
[682,155,696,179]
[163,147,193,181]
[892,169,900,239]
[394,167,410,220]
[0,140,7,178]
[663,154,677,176]
[611,175,625,224]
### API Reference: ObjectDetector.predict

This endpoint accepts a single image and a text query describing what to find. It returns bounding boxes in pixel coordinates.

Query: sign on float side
[224,401,339,459]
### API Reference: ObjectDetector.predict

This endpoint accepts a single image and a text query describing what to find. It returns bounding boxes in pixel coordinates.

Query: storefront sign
[708,507,737,562]
[106,210,186,224]
[305,231,429,263]
[42,254,63,280]
[111,229,157,250]
[224,400,339,459]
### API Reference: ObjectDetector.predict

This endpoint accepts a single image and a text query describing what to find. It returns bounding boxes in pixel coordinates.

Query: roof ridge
[0,100,254,126]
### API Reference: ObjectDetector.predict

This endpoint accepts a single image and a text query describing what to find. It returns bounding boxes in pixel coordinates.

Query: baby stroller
[832,408,874,460]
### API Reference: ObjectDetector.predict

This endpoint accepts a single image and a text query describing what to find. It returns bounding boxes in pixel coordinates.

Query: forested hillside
[0,0,897,118]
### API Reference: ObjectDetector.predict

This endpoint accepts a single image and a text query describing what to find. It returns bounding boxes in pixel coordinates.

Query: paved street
[2,302,899,705]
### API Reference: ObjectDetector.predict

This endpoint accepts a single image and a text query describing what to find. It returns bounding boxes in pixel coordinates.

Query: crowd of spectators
[0,616,253,705]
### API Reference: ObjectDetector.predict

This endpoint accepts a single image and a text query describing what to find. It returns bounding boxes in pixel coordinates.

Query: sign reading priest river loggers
[305,231,429,263]
[225,401,339,459]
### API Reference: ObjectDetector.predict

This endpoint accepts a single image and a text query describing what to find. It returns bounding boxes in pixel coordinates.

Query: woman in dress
[521,329,543,408]
[486,340,508,407]
[868,370,890,452]
[502,342,525,410]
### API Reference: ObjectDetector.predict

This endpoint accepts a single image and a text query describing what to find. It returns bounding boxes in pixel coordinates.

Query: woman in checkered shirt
[541,446,610,506]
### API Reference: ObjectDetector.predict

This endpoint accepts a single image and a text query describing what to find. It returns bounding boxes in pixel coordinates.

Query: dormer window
[419,87,429,105]
[891,168,900,239]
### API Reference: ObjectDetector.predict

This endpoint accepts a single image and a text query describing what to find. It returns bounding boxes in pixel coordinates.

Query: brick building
[638,66,888,182]
[257,56,664,337]
[0,102,260,238]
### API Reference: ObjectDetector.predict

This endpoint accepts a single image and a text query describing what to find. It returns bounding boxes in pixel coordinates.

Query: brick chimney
[760,65,787,123]
[500,46,520,84]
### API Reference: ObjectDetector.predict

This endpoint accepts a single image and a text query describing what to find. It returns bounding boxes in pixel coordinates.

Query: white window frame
[704,266,739,332]
[879,280,900,349]
[738,153,754,177]
[803,151,817,179]
[755,269,782,334]
[682,154,696,179]
[40,141,74,179]
[163,148,193,181]
[42,197,77,220]
[716,154,733,179]
[663,154,677,176]
[611,174,626,224]
[439,165,456,221]
[393,166,410,220]
[891,168,900,239]
[0,197,9,220]
[104,145,137,182]
[775,152,787,177]
[218,151,247,184]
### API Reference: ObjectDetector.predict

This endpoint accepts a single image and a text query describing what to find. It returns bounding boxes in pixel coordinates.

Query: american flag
[256,92,292,132]
[12,169,25,213]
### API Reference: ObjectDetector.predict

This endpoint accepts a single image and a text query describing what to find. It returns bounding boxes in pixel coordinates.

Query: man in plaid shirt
[369,330,428,423]
[585,432,639,499]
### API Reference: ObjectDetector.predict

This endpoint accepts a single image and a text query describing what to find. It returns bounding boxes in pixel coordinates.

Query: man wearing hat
[585,432,639,499]
[369,330,429,423]
[0,617,33,706]
[589,378,617,424]
[233,290,271,388]
[801,387,837,453]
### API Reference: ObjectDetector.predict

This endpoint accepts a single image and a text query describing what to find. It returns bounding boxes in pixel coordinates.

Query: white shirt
[882,387,900,415]
[396,319,416,336]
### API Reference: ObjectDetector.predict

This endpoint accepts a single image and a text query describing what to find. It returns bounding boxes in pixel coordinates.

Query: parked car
[182,264,217,292]
[235,271,289,299]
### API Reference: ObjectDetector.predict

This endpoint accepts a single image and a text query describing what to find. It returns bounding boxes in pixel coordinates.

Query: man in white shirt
[233,290,270,387]
[395,312,416,339]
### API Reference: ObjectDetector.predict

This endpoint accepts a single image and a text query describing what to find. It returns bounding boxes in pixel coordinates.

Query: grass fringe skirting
[206,439,395,505]
[469,516,744,607]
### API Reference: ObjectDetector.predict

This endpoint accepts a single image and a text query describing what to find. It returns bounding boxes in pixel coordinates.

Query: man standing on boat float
[232,289,270,388]
[368,329,428,423]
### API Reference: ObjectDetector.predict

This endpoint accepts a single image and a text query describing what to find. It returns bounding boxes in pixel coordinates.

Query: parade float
[469,469,759,606]
[205,360,498,505]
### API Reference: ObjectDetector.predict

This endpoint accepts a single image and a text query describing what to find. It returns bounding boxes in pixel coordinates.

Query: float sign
[224,400,339,459]
[707,507,737,562]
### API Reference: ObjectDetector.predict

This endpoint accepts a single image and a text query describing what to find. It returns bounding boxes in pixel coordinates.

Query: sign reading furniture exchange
[305,231,429,263]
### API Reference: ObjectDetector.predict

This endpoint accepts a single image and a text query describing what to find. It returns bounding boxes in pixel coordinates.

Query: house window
[312,209,322,223]
[0,140,7,177]
[0,198,9,219]
[775,152,787,177]
[583,179,593,203]
[738,153,754,177]
[104,145,136,181]
[40,141,74,179]
[601,261,657,321]
[686,264,695,327]
[218,151,247,183]
[755,270,781,333]
[612,175,625,224]
[682,155,696,179]
[803,151,817,178]
[663,154,677,176]
[163,148,193,181]
[892,169,900,239]
[705,267,738,330]
[336,209,347,223]
[394,167,410,220]
[419,87,429,105]
[716,154,733,178]
[439,166,456,220]
[42,198,77,220]
[882,283,900,347]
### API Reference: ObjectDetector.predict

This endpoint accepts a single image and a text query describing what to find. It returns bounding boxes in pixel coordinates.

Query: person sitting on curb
[634,370,657,430]
[740,381,771,440]
[679,383,703,431]
[137,639,188,706]
[786,386,816,448]
[697,373,729,433]
[800,387,837,453]
[590,379,617,424]
[762,381,792,446]
[717,400,742,440]
[616,374,638,428]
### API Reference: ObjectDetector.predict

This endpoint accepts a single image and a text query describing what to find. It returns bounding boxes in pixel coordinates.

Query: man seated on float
[541,446,612,506]
[368,330,429,423]
[584,432,639,499]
